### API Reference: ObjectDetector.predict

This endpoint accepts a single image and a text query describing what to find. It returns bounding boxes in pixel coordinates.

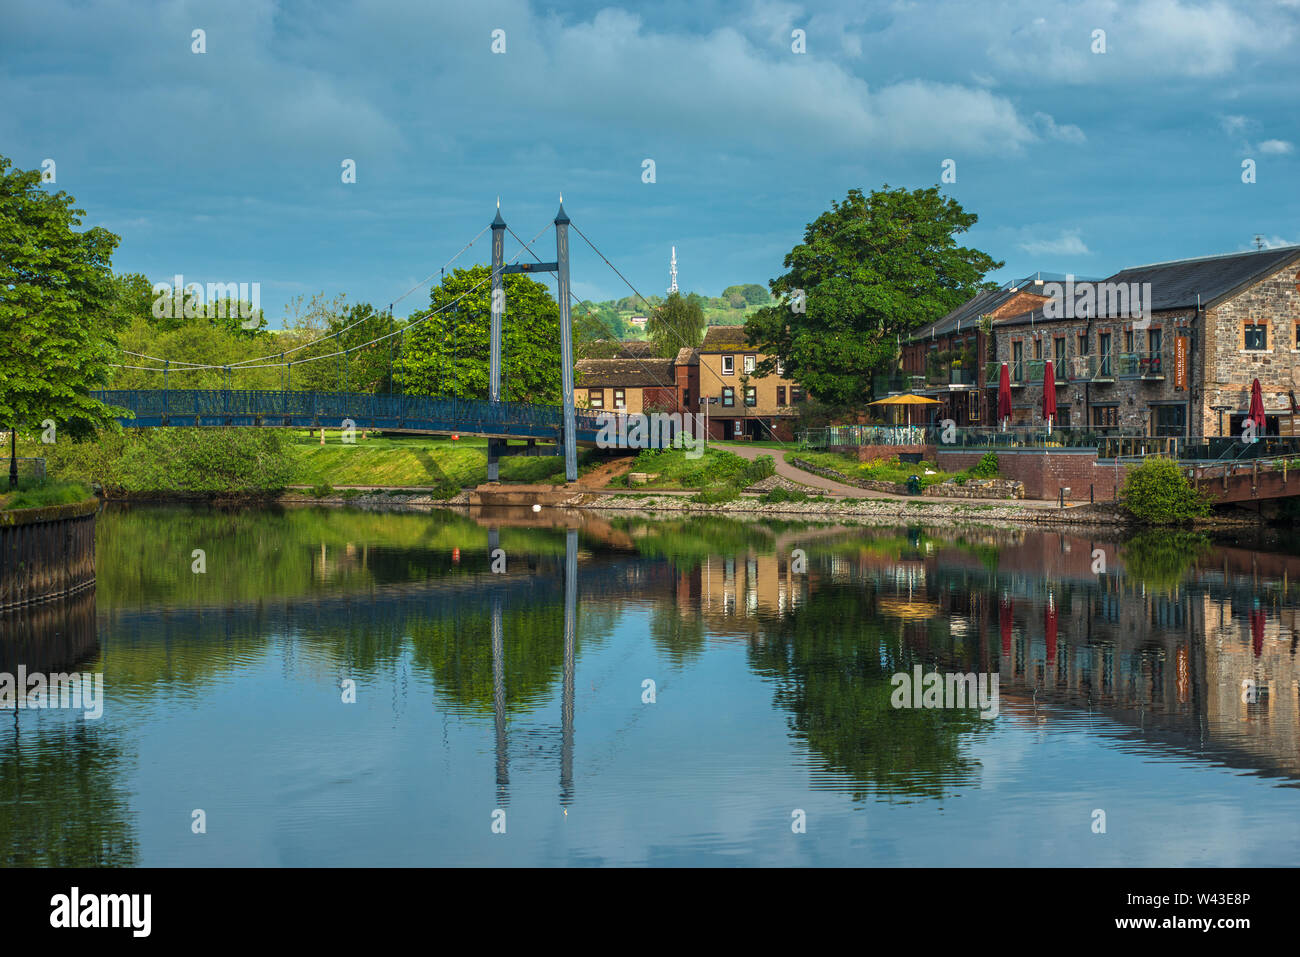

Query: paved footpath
[717,443,1067,509]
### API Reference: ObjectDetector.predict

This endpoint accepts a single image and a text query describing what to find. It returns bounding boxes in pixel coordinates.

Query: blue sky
[4,0,1298,327]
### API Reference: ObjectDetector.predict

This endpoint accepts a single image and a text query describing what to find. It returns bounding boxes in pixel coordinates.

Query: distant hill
[575,285,774,341]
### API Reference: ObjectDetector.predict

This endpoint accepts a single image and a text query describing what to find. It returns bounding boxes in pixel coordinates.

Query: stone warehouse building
[575,327,805,440]
[903,246,1300,438]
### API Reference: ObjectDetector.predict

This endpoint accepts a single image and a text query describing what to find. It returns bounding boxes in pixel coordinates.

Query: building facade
[902,247,1300,438]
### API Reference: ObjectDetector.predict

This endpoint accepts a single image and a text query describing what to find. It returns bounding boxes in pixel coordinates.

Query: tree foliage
[646,291,706,358]
[744,185,1002,405]
[395,265,562,403]
[0,154,124,433]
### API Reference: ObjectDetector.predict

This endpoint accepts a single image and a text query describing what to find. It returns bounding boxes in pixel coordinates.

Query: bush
[759,486,809,504]
[971,452,999,478]
[1121,456,1210,524]
[48,428,297,495]
[691,485,741,504]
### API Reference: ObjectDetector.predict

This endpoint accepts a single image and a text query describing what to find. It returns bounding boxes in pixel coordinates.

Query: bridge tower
[488,199,579,483]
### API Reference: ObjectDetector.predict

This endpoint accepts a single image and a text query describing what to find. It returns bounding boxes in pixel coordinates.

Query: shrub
[971,452,999,478]
[691,485,741,504]
[759,486,809,504]
[1121,456,1210,524]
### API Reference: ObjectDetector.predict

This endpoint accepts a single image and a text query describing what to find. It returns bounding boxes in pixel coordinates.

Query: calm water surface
[3,504,1299,866]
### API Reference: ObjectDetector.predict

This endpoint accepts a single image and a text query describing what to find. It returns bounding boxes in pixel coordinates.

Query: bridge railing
[90,389,671,441]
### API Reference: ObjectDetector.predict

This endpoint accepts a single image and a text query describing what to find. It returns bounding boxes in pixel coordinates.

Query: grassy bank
[0,478,93,511]
[27,428,598,498]
[789,450,997,488]
[609,446,774,501]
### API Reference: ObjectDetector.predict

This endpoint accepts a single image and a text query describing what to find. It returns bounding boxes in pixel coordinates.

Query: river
[3,503,1298,866]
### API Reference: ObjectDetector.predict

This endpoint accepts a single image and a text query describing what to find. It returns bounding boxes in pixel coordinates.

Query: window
[1153,405,1185,437]
[1295,323,1300,349]
[588,389,604,409]
[777,386,786,406]
[744,386,757,407]
[1098,332,1112,376]
[776,359,785,376]
[1033,337,1043,360]
[1148,328,1162,355]
[722,387,735,407]
[1012,340,1024,380]
[968,389,981,421]
[1245,323,1267,350]
[1054,337,1066,361]
[721,355,735,374]
[743,355,756,374]
[683,390,691,408]
[1078,333,1089,355]
[1124,330,1134,354]
[790,386,805,403]
[1092,405,1119,428]
[613,388,625,410]
[733,420,743,437]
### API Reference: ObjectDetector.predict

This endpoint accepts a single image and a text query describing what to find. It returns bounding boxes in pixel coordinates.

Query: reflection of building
[685,553,807,639]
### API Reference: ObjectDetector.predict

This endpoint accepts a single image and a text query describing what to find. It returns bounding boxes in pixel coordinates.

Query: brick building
[575,327,804,440]
[903,247,1300,438]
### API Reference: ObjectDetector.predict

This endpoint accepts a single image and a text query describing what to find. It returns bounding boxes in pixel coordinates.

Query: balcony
[872,373,926,397]
[984,360,1046,387]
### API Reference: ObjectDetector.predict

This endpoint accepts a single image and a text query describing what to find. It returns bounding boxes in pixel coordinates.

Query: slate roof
[907,275,1053,342]
[1105,246,1300,311]
[575,357,676,388]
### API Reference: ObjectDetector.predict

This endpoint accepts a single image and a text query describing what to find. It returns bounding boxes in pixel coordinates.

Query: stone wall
[1202,259,1300,438]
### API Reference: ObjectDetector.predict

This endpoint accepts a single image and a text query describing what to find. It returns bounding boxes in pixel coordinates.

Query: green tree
[745,185,1002,405]
[395,265,562,403]
[646,291,706,358]
[289,300,399,394]
[0,155,124,465]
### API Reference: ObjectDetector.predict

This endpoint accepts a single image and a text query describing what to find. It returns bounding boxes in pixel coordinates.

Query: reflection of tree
[748,584,987,800]
[1121,531,1211,593]
[408,599,569,714]
[0,722,138,866]
[649,602,706,668]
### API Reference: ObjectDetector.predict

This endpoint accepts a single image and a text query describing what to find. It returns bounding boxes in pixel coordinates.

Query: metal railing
[91,388,667,445]
[799,425,929,448]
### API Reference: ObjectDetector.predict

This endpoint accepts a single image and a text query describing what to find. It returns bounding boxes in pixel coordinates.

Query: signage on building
[1174,335,1189,391]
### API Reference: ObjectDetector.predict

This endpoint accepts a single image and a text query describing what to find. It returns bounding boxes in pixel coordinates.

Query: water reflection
[4,502,1299,865]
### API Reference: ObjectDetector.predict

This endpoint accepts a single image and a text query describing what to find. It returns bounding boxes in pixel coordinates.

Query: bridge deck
[91,389,678,449]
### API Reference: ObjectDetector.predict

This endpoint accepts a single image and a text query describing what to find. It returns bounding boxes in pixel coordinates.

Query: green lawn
[1,478,93,511]
[288,432,596,490]
[789,450,988,488]
[614,446,774,491]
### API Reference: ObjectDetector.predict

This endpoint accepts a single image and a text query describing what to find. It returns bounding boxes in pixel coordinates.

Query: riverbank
[258,486,1265,531]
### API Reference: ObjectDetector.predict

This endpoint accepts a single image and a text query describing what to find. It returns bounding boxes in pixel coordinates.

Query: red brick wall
[936,448,1123,502]
[842,443,937,463]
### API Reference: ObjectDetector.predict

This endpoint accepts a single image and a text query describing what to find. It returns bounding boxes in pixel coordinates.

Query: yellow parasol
[868,393,941,426]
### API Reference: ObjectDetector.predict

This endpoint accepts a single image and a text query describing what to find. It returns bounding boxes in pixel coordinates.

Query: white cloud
[1031,112,1086,143]
[1258,139,1295,154]
[1019,230,1092,256]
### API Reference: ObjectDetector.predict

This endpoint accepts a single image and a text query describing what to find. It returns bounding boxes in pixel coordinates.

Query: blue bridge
[90,388,673,451]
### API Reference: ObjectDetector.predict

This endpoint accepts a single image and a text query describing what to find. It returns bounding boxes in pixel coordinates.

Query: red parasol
[998,362,1013,427]
[1042,360,1057,429]
[1248,379,1266,435]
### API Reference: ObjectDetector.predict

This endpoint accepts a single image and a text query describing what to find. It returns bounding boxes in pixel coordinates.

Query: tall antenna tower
[668,246,678,294]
